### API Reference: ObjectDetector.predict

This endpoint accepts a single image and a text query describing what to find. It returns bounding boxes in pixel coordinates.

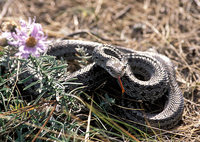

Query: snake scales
[22,40,184,130]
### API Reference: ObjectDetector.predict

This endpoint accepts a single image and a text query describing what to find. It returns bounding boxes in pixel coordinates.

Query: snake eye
[105,60,126,78]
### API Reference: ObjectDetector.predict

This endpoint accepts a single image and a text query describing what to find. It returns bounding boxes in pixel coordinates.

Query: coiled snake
[25,40,185,130]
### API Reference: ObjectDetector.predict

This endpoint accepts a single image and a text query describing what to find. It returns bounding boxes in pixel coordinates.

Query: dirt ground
[0,0,200,141]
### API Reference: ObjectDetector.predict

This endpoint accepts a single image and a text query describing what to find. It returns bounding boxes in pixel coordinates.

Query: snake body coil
[24,40,184,130]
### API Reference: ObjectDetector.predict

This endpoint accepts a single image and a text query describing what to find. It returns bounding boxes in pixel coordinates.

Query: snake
[21,40,184,130]
[120,51,184,130]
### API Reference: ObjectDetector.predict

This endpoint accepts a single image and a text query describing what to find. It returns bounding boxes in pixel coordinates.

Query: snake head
[105,60,127,78]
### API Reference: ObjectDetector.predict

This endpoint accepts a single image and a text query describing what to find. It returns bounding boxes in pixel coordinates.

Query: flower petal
[3,17,48,58]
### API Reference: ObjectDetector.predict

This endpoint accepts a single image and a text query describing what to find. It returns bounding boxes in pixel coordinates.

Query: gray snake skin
[46,40,184,130]
[17,39,183,131]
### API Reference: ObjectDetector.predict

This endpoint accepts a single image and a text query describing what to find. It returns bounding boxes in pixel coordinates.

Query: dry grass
[0,0,200,141]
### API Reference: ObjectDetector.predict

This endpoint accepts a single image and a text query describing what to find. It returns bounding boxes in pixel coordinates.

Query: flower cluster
[2,18,47,59]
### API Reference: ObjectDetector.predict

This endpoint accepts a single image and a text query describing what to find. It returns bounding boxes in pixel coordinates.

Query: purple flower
[2,18,47,59]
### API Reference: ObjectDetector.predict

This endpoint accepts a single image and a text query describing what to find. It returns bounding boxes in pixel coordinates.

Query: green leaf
[23,80,40,90]
[46,64,67,72]
[0,51,4,56]
[18,74,34,84]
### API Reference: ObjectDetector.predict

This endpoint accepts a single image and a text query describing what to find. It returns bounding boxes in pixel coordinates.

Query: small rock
[131,23,146,39]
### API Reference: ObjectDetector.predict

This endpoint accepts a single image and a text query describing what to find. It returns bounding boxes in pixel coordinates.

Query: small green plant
[0,45,146,141]
[0,46,87,140]
[0,18,154,142]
